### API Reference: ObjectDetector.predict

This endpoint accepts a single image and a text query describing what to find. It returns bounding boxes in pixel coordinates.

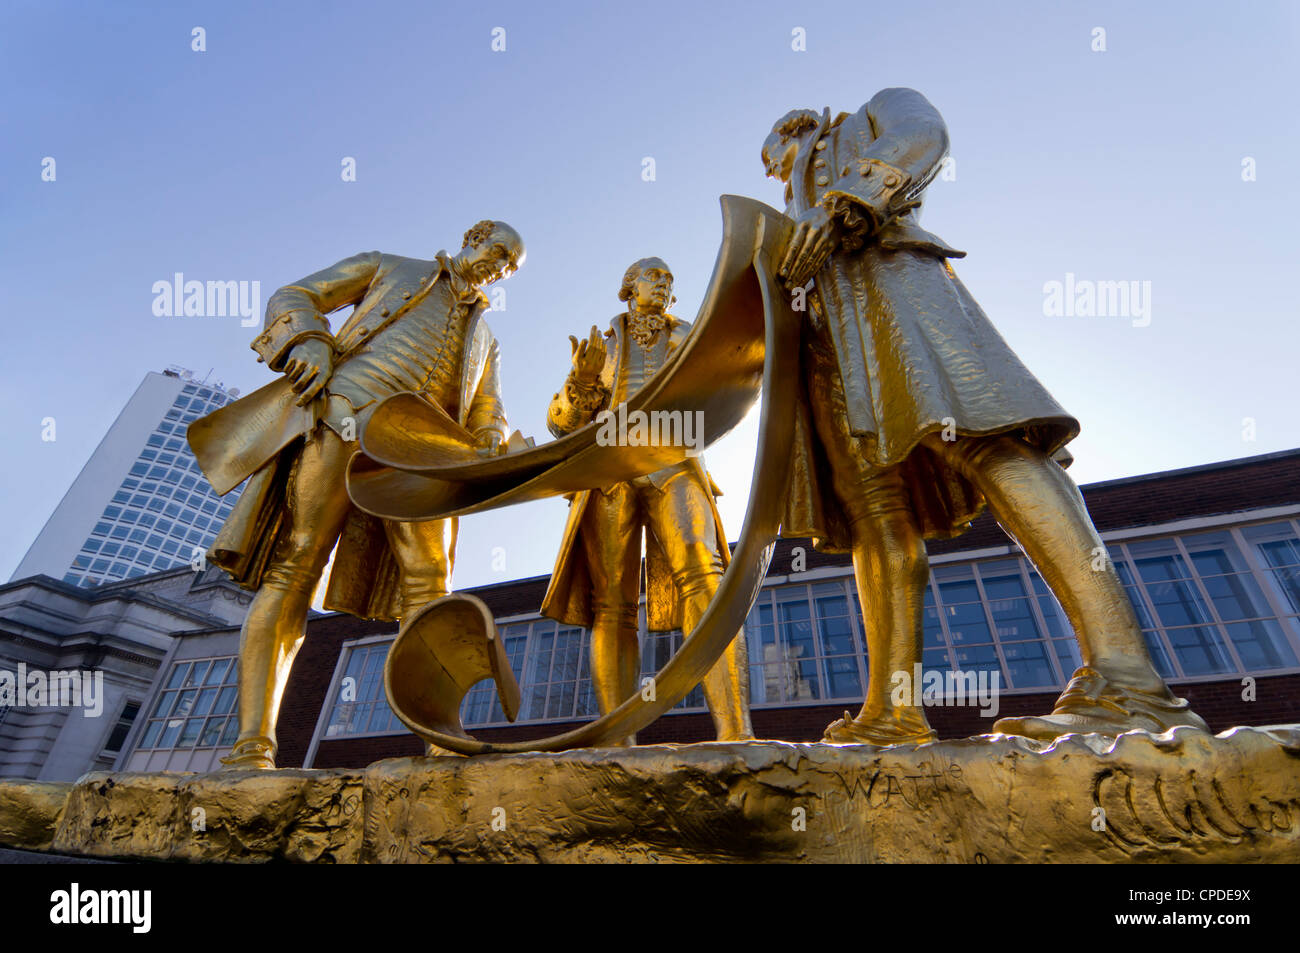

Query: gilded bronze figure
[541,258,753,742]
[762,88,1208,743]
[348,197,797,753]
[188,221,524,768]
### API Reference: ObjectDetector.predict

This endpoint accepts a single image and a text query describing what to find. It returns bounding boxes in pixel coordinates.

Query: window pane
[943,602,992,645]
[951,643,1000,676]
[1200,573,1270,622]
[179,718,203,746]
[1002,639,1054,688]
[1224,619,1298,670]
[152,690,178,718]
[173,690,197,719]
[205,658,233,686]
[816,608,856,657]
[1053,638,1082,676]
[199,717,226,747]
[1165,626,1233,675]
[923,602,945,647]
[138,720,162,749]
[193,688,217,718]
[923,647,951,674]
[986,596,1041,643]
[1141,631,1176,679]
[822,655,862,699]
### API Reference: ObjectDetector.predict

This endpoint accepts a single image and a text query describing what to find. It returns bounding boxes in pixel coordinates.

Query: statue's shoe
[219,736,276,770]
[822,708,938,746]
[992,666,1210,741]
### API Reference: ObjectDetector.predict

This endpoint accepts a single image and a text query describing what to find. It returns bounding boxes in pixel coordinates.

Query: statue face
[457,229,522,286]
[762,133,801,183]
[629,261,673,314]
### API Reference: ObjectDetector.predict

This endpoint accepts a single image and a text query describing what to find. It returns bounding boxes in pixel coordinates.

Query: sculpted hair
[461,220,496,249]
[771,108,820,142]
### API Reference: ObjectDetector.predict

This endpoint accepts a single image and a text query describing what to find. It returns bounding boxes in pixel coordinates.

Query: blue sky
[3,0,1298,591]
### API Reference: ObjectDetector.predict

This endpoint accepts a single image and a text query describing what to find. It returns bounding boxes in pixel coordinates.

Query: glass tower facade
[61,378,242,588]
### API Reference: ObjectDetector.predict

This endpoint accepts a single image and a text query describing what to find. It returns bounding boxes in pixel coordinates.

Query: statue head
[618,257,675,315]
[761,108,821,184]
[455,220,525,286]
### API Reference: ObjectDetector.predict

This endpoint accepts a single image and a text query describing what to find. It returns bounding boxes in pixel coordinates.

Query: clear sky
[3,0,1298,592]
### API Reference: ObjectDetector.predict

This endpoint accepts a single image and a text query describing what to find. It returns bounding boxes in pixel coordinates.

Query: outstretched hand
[568,325,606,383]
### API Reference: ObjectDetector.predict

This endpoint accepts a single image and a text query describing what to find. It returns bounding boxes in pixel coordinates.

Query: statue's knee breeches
[581,484,643,622]
[385,518,454,615]
[646,469,723,604]
[262,427,354,593]
[262,530,336,593]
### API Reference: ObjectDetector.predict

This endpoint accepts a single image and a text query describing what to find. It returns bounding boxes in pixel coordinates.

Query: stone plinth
[1,727,1297,863]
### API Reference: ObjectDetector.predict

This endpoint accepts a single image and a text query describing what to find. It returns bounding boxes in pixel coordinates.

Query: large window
[747,582,867,705]
[924,560,1079,690]
[324,641,405,737]
[520,621,596,722]
[135,657,238,751]
[1108,522,1300,679]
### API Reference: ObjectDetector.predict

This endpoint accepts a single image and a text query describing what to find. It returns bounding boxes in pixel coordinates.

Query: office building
[11,368,244,588]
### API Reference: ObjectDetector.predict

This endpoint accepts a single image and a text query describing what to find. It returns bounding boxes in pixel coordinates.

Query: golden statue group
[189,88,1208,770]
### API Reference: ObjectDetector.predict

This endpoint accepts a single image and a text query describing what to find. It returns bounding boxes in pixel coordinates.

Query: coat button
[402,291,411,299]
[380,308,390,317]
[814,140,827,150]
[814,174,829,186]
[813,157,826,168]
[883,174,900,187]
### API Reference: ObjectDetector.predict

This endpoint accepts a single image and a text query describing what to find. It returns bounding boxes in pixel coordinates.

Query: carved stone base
[2,727,1297,863]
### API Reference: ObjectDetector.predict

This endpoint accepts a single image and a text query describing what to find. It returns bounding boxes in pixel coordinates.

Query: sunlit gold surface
[761,88,1208,744]
[0,779,71,852]
[538,258,751,743]
[4,728,1295,863]
[385,593,520,741]
[187,222,525,769]
[361,196,798,753]
[348,198,785,519]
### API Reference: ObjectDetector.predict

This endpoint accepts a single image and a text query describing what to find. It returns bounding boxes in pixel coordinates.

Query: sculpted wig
[770,108,821,143]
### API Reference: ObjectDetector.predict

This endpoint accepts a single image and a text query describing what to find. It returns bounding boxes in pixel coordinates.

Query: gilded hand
[568,325,606,383]
[780,206,835,288]
[283,338,334,406]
